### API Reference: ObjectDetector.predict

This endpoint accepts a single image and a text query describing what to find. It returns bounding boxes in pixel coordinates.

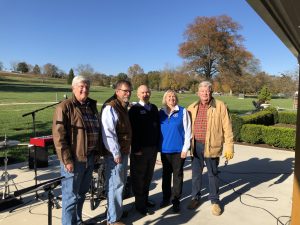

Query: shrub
[239,124,295,149]
[264,106,278,124]
[231,114,244,142]
[262,126,296,149]
[242,110,274,125]
[240,124,264,144]
[278,111,297,125]
[258,85,272,103]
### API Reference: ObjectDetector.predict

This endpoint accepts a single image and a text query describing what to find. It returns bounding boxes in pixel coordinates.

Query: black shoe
[160,199,170,208]
[121,210,128,218]
[172,203,180,213]
[136,207,148,215]
[146,200,156,208]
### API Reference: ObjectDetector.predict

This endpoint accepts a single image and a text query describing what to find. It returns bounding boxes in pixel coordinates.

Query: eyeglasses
[118,89,132,93]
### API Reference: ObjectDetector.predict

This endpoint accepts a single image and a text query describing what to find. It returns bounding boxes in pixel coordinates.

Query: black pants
[161,152,185,203]
[130,146,157,210]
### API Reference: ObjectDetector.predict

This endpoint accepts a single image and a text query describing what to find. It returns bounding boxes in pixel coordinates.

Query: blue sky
[0,0,297,76]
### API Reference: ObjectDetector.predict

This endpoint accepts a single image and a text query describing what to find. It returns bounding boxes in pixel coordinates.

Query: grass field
[0,73,296,164]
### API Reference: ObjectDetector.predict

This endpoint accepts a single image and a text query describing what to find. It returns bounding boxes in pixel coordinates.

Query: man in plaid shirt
[187,81,234,216]
[53,76,102,225]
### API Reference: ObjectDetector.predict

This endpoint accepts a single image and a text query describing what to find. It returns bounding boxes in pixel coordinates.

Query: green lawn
[0,75,295,142]
[0,73,296,165]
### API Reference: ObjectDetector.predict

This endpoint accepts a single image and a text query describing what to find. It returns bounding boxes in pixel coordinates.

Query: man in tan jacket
[187,81,234,216]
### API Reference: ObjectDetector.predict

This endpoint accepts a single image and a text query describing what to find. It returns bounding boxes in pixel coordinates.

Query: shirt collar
[195,97,216,108]
[72,94,89,106]
[138,100,147,106]
[139,100,151,110]
[162,105,179,114]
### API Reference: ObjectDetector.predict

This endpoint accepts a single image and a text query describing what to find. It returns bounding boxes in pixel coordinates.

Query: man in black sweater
[129,85,160,216]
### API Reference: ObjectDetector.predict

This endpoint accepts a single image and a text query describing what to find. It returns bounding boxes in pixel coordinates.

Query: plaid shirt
[78,101,100,154]
[194,103,208,143]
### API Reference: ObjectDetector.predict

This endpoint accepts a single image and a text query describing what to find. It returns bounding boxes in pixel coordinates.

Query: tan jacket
[52,96,103,165]
[187,98,234,158]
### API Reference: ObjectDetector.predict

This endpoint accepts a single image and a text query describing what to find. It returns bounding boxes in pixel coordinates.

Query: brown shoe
[187,199,200,210]
[107,221,125,225]
[211,203,222,216]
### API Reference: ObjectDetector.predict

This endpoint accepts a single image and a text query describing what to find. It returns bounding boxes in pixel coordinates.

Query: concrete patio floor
[0,144,295,225]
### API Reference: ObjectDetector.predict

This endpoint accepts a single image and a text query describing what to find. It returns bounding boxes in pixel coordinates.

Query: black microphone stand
[13,176,65,225]
[43,179,63,225]
[22,102,61,199]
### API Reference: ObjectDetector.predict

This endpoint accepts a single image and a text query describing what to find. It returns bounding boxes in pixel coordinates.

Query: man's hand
[224,150,234,161]
[114,156,122,164]
[65,163,74,173]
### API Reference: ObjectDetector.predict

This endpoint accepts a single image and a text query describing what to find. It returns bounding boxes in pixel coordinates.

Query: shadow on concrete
[121,155,294,224]
[218,157,294,208]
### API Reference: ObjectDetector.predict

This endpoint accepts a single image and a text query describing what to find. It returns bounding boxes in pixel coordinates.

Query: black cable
[8,198,36,214]
[219,170,291,225]
[28,201,61,220]
[277,216,291,225]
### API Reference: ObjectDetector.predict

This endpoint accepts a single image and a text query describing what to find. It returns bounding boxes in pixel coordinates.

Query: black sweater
[128,103,160,153]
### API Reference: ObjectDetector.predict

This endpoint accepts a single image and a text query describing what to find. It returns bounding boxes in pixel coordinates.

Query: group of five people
[52,76,234,225]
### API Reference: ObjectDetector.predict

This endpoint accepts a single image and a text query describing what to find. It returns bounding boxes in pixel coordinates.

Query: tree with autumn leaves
[179,15,253,80]
[3,15,295,96]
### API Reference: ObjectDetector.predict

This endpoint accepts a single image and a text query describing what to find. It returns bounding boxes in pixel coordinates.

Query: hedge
[240,124,295,149]
[264,106,279,124]
[240,124,264,144]
[231,114,244,142]
[242,110,275,125]
[278,111,297,125]
[262,126,296,149]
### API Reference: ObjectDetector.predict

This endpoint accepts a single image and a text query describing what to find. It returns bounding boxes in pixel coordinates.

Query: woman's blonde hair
[162,89,178,106]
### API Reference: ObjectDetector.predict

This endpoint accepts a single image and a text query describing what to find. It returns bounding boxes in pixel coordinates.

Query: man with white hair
[187,81,234,216]
[53,75,102,225]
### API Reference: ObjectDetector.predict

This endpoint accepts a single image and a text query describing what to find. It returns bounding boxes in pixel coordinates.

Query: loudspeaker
[28,146,48,169]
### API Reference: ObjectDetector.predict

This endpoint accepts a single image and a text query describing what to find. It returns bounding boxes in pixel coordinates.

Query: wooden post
[291,55,300,225]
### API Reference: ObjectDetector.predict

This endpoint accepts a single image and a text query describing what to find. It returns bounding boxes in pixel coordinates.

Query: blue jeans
[60,154,95,225]
[191,142,220,203]
[105,154,128,224]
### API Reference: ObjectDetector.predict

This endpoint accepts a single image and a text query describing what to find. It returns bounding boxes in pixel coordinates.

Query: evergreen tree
[32,64,41,74]
[68,68,75,84]
[258,85,272,103]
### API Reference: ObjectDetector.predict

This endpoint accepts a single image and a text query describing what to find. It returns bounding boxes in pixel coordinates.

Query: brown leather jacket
[187,98,234,158]
[52,96,103,165]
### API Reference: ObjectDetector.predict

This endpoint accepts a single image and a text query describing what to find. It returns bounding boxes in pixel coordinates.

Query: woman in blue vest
[159,89,191,213]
